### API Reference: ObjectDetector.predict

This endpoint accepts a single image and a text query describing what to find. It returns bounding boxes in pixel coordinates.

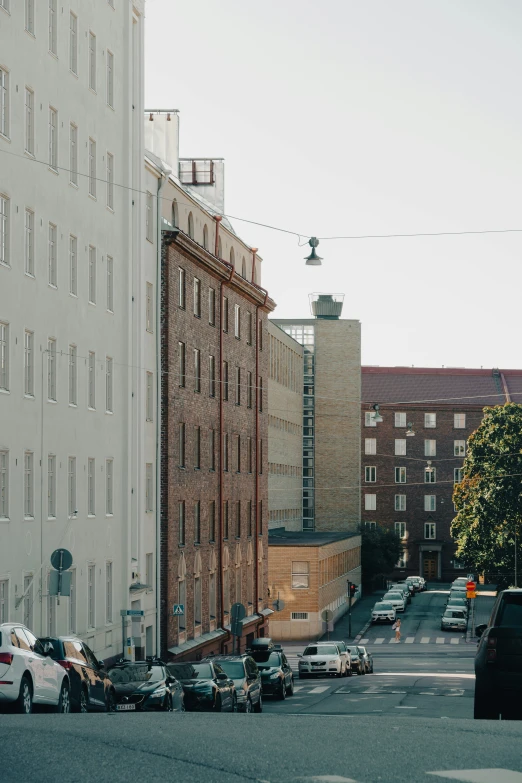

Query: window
[0,450,8,519]
[396,550,408,569]
[106,562,113,623]
[395,467,406,483]
[0,68,8,139]
[247,371,253,408]
[223,361,229,401]
[69,12,77,73]
[454,413,466,429]
[194,577,202,625]
[259,377,263,412]
[223,500,229,539]
[235,501,241,537]
[454,440,466,456]
[178,578,186,628]
[194,502,201,543]
[146,372,153,421]
[25,89,34,155]
[365,438,376,455]
[235,367,241,405]
[454,467,463,483]
[234,305,241,339]
[106,459,113,515]
[365,466,376,482]
[88,245,96,303]
[145,282,153,331]
[145,192,153,242]
[209,500,216,541]
[49,108,58,170]
[178,268,186,308]
[23,209,34,276]
[291,561,310,589]
[88,351,96,408]
[24,330,34,396]
[178,423,185,467]
[68,345,77,405]
[223,433,229,472]
[235,435,241,473]
[145,553,153,591]
[209,355,216,397]
[424,522,436,539]
[178,501,185,545]
[202,224,208,250]
[365,521,376,530]
[0,321,8,391]
[425,413,437,428]
[395,494,406,511]
[88,138,96,197]
[0,0,9,12]
[222,296,229,332]
[187,212,194,239]
[247,500,253,536]
[258,320,263,351]
[424,467,436,483]
[209,429,216,471]
[48,0,57,54]
[235,566,241,603]
[364,494,376,511]
[67,457,76,516]
[47,338,56,400]
[258,499,263,535]
[424,495,436,511]
[105,357,113,413]
[209,571,216,618]
[223,569,230,614]
[69,124,78,186]
[193,277,201,317]
[23,575,33,629]
[87,565,95,628]
[89,32,96,90]
[0,579,7,623]
[106,255,114,312]
[67,235,77,295]
[247,312,253,345]
[0,195,8,266]
[178,341,186,387]
[194,426,201,469]
[394,521,406,539]
[208,288,216,325]
[106,153,114,209]
[25,0,35,34]
[145,463,153,511]
[259,439,263,475]
[48,223,57,286]
[247,437,253,474]
[194,349,201,392]
[87,458,95,515]
[364,411,376,427]
[107,50,114,107]
[395,412,406,427]
[425,439,436,457]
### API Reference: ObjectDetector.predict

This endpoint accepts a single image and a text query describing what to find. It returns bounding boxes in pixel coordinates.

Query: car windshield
[217,661,246,678]
[496,593,522,626]
[385,593,402,600]
[444,611,465,618]
[374,603,393,610]
[253,651,281,668]
[108,664,164,684]
[303,645,338,656]
[189,663,214,679]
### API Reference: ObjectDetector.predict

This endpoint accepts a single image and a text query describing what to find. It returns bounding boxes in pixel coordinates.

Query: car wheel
[279,682,287,700]
[244,696,253,713]
[474,684,499,719]
[254,692,263,712]
[15,676,33,714]
[286,678,294,696]
[106,689,116,713]
[214,694,222,712]
[56,680,71,713]
[78,688,88,713]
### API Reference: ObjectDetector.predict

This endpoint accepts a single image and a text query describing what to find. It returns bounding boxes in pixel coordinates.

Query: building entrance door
[423,555,437,580]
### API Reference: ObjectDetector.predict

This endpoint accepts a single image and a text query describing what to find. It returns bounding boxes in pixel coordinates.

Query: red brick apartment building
[361,367,522,582]
[160,227,275,661]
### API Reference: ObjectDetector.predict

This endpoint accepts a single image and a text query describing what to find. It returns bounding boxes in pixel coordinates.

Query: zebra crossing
[359,636,464,645]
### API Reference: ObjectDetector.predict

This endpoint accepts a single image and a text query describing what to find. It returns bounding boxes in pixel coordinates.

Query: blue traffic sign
[173,604,184,616]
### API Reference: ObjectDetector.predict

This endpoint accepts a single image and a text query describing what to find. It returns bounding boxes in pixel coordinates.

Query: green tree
[361,525,403,588]
[452,403,522,584]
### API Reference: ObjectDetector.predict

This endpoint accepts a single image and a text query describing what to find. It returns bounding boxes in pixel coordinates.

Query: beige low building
[268,530,361,640]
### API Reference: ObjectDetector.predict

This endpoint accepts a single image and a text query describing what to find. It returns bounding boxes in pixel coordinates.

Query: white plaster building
[0,0,154,662]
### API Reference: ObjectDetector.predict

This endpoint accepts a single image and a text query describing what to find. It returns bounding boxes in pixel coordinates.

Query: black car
[167,660,236,712]
[204,654,263,712]
[346,646,366,675]
[107,659,185,712]
[474,588,522,720]
[39,635,115,712]
[357,645,374,674]
[248,646,294,699]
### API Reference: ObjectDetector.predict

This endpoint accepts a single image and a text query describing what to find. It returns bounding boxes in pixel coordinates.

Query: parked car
[389,583,412,603]
[203,654,262,712]
[408,576,427,591]
[39,635,115,712]
[328,641,352,675]
[167,660,236,712]
[346,646,366,675]
[298,643,346,678]
[0,624,70,714]
[405,577,423,593]
[371,601,396,624]
[249,646,296,696]
[441,609,468,632]
[383,591,406,613]
[107,659,184,712]
[474,588,522,719]
[357,646,374,674]
[446,597,469,616]
[449,584,467,595]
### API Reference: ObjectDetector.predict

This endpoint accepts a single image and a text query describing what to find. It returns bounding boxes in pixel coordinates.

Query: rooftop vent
[309,293,345,320]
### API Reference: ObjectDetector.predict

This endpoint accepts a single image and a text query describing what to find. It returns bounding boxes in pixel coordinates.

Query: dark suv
[203,654,262,713]
[474,588,522,719]
[249,645,294,699]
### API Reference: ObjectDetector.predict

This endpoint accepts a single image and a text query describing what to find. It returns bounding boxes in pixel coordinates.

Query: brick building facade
[160,228,275,661]
[361,367,522,582]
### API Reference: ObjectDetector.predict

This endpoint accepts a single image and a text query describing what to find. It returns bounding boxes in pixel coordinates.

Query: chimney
[179,158,225,215]
[310,293,345,319]
[144,110,180,173]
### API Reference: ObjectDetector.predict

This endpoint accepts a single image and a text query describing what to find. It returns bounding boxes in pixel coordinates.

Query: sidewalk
[319,590,387,643]
[466,585,497,643]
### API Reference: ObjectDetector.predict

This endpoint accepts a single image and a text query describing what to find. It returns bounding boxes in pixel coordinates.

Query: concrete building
[0,1,149,660]
[268,529,361,640]
[361,366,522,581]
[268,322,303,532]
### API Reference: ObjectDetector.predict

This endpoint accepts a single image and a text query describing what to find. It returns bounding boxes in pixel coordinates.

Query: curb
[353,618,372,642]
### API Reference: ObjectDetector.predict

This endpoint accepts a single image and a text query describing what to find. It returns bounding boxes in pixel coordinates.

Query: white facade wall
[0,0,149,661]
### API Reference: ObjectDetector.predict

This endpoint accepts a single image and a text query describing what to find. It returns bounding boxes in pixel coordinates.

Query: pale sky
[145,0,522,369]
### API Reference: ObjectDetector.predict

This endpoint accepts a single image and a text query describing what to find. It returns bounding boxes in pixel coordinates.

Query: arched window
[209,549,217,620]
[194,551,202,626]
[172,200,178,227]
[241,257,246,278]
[187,212,194,239]
[218,238,222,259]
[229,247,235,267]
[202,224,208,250]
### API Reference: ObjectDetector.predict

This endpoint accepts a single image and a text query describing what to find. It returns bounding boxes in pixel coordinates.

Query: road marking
[293,686,304,692]
[389,637,399,643]
[359,638,369,643]
[436,637,445,644]
[308,686,329,694]
[421,636,430,643]
[405,636,415,643]
[375,638,385,644]
[395,705,417,709]
[303,776,359,782]
[427,770,522,783]
[372,672,475,679]
[450,638,460,644]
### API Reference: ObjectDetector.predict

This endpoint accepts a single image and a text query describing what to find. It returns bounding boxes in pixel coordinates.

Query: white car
[383,591,406,613]
[440,609,467,631]
[297,643,346,678]
[0,623,71,713]
[371,601,396,624]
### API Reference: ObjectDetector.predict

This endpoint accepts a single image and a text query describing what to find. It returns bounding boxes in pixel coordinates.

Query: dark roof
[362,367,522,407]
[268,530,358,547]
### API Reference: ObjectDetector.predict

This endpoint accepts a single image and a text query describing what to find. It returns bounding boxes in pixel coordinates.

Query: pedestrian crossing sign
[173,604,184,616]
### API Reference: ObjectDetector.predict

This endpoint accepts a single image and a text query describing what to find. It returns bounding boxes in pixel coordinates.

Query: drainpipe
[254,288,269,632]
[156,166,171,658]
[214,215,222,257]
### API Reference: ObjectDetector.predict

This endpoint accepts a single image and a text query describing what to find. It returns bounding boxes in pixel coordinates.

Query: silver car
[383,591,406,612]
[371,601,396,624]
[441,609,467,631]
[298,643,346,678]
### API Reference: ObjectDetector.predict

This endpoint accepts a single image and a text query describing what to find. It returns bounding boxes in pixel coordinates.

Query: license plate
[117,704,135,711]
